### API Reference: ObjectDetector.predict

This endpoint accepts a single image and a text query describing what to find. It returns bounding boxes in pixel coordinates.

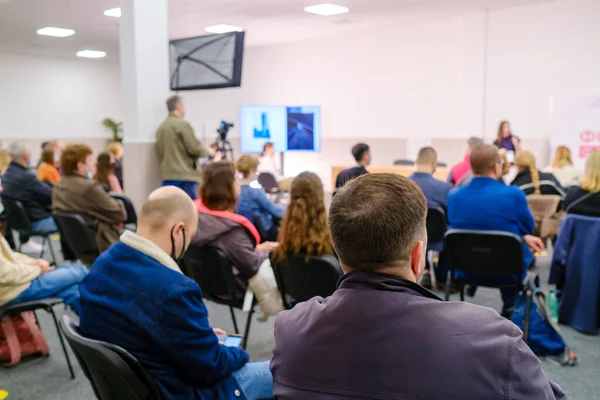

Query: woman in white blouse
[544,146,583,188]
[257,142,294,192]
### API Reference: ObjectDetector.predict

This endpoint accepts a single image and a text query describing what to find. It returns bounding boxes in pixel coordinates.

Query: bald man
[78,186,274,400]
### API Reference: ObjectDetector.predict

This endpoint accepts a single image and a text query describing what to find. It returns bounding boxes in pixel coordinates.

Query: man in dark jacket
[334,142,370,189]
[270,173,566,400]
[79,186,273,400]
[2,141,57,253]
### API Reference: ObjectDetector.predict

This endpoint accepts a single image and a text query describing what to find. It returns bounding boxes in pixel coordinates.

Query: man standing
[156,95,210,200]
[334,142,371,189]
[79,186,273,400]
[270,173,564,400]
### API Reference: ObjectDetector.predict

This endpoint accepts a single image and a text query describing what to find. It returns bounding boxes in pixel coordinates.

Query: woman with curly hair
[273,172,334,263]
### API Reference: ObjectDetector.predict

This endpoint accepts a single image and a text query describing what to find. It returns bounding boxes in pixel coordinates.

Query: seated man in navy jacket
[334,142,370,189]
[79,186,273,400]
[270,173,565,400]
[448,144,545,316]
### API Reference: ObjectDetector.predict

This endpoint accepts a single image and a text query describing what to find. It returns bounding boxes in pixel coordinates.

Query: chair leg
[229,306,239,334]
[460,286,465,302]
[444,271,451,301]
[241,310,254,350]
[47,307,75,379]
[39,236,47,259]
[47,236,57,265]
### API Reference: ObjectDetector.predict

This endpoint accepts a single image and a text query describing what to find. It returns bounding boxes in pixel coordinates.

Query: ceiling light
[76,50,107,59]
[36,27,75,38]
[204,24,243,34]
[304,3,349,16]
[104,7,121,18]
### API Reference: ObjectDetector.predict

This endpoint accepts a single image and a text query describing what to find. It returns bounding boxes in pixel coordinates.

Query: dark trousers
[162,180,199,200]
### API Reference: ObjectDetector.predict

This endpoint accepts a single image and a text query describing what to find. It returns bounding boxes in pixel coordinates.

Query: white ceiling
[0,0,553,61]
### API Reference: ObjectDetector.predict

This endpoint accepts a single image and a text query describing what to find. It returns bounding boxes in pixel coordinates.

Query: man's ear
[410,240,425,280]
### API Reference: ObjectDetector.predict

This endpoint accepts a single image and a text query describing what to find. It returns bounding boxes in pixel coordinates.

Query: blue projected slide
[240,105,321,153]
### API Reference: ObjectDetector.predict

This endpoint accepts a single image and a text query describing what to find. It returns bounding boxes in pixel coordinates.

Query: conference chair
[181,245,256,349]
[272,254,343,309]
[393,159,415,166]
[53,212,99,265]
[60,315,162,400]
[110,193,137,230]
[425,207,447,287]
[1,198,57,264]
[526,195,562,240]
[0,298,74,378]
[258,173,280,194]
[442,229,524,301]
[436,162,448,168]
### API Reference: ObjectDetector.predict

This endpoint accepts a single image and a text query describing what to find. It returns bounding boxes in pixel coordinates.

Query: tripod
[215,135,234,161]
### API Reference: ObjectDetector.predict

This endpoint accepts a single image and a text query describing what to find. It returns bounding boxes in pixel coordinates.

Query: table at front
[331,166,450,191]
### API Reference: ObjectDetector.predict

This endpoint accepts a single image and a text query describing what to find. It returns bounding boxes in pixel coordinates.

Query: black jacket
[510,170,566,197]
[564,186,600,217]
[335,166,368,189]
[2,162,53,222]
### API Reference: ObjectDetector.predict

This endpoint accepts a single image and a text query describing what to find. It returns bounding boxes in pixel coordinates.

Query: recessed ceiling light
[304,3,349,16]
[104,7,121,18]
[76,50,107,59]
[204,24,243,34]
[36,27,75,38]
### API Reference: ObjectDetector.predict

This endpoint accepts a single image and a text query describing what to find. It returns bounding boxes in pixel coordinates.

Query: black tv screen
[169,32,245,91]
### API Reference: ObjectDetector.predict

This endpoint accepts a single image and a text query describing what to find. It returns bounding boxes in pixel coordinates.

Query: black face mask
[170,225,187,264]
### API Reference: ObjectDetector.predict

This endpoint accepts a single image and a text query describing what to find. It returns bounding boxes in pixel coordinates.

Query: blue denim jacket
[79,237,249,400]
[238,185,285,232]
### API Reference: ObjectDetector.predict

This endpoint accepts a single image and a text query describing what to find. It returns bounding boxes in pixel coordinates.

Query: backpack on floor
[0,311,50,366]
[511,274,577,366]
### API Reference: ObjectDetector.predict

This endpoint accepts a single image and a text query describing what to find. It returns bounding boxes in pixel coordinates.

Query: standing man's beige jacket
[156,114,210,182]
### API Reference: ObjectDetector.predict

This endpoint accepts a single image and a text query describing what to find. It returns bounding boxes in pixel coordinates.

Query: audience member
[448,144,544,316]
[0,149,10,183]
[456,148,512,188]
[95,152,124,194]
[258,142,294,192]
[544,146,583,188]
[79,186,273,400]
[192,161,284,318]
[157,95,210,200]
[511,150,565,197]
[2,141,57,253]
[447,136,483,187]
[2,235,87,315]
[237,155,285,242]
[564,149,600,217]
[271,173,565,399]
[106,141,124,189]
[410,147,450,211]
[272,172,333,263]
[335,143,370,189]
[36,147,61,184]
[52,144,126,253]
[493,120,521,160]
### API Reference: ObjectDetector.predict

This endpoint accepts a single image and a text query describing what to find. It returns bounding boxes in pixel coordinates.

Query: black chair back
[258,173,279,193]
[273,254,343,309]
[110,194,137,225]
[2,198,33,232]
[60,315,162,400]
[443,229,524,279]
[182,245,239,303]
[393,159,415,166]
[53,212,99,258]
[436,162,448,168]
[252,213,268,244]
[426,207,447,242]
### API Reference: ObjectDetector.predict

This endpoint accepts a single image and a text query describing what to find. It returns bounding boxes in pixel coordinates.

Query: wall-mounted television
[240,105,321,153]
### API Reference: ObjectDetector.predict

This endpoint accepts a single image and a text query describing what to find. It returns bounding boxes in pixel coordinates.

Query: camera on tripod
[217,121,234,140]
[214,120,235,161]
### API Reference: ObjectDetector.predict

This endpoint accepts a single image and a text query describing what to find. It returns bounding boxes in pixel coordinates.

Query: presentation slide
[240,105,321,153]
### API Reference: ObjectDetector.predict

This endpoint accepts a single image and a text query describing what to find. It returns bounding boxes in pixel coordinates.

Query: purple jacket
[271,271,566,400]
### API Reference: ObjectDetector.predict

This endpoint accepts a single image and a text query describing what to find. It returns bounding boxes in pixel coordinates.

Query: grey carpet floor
[1,252,598,399]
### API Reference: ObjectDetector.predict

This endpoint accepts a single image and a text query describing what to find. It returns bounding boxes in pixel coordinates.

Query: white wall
[0,54,121,140]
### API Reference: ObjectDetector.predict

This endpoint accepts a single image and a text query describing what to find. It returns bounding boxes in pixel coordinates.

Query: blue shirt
[448,177,535,268]
[238,185,285,232]
[409,172,451,212]
[79,240,249,400]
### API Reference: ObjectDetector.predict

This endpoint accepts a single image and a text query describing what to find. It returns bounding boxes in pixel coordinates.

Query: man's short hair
[468,137,484,149]
[140,188,197,232]
[166,95,181,113]
[7,141,29,161]
[470,144,500,176]
[352,143,370,162]
[416,147,437,165]
[329,173,427,271]
[61,144,93,175]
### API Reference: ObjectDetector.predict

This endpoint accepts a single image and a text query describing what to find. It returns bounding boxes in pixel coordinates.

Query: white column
[119,0,170,207]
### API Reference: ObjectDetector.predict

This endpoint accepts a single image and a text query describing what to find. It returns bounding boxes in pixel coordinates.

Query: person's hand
[213,328,226,336]
[524,235,545,253]
[212,151,223,162]
[256,242,279,252]
[511,136,519,145]
[37,260,54,274]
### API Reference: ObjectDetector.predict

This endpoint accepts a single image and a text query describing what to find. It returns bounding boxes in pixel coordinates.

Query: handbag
[0,311,50,366]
